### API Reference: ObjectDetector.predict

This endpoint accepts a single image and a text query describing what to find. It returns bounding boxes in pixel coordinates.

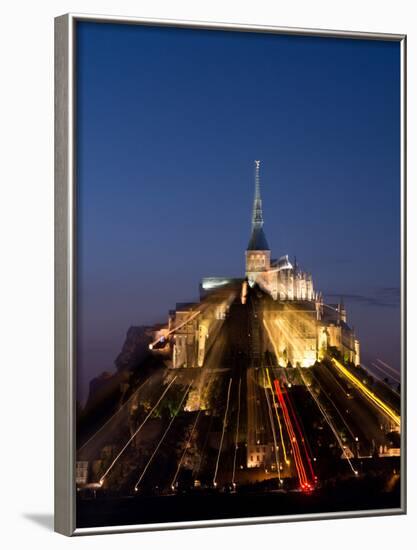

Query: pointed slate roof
[247,226,270,251]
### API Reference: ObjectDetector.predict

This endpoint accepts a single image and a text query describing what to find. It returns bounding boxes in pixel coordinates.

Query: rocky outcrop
[114,326,155,372]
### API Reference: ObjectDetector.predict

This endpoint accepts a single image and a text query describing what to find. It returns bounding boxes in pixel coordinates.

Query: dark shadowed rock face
[80,327,151,428]
[88,371,113,395]
[83,325,158,411]
[79,324,167,444]
[114,326,155,372]
[81,370,130,430]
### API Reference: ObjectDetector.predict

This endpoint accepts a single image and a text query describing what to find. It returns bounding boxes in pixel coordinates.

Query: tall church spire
[247,160,269,251]
[252,160,264,228]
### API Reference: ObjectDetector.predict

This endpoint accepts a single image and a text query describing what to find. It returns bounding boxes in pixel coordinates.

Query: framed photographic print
[54,13,406,535]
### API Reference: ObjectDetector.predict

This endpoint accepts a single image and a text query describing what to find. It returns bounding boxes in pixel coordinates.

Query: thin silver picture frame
[54,13,407,536]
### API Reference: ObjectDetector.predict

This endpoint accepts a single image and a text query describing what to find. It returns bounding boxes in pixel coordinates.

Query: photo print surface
[75,21,402,528]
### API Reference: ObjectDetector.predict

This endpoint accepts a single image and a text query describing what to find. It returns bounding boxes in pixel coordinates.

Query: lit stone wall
[249,263,314,303]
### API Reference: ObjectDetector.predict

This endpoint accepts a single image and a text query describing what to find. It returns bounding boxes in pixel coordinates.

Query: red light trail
[283,383,316,483]
[273,379,316,492]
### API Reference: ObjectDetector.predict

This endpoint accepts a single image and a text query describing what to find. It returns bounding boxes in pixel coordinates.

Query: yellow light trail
[331,358,400,429]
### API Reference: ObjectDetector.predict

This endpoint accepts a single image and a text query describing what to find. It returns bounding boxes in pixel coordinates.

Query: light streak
[149,310,201,348]
[262,371,281,481]
[134,381,192,491]
[241,281,248,305]
[191,354,223,480]
[376,359,401,382]
[263,319,280,363]
[322,363,351,397]
[252,367,268,449]
[377,359,400,378]
[298,368,358,475]
[273,379,311,491]
[99,375,177,484]
[274,380,307,489]
[323,303,341,314]
[213,377,233,487]
[192,414,214,480]
[311,370,356,440]
[265,367,289,464]
[170,410,202,490]
[367,363,401,397]
[332,358,400,429]
[232,377,242,485]
[262,317,296,466]
[283,382,316,482]
[154,286,237,350]
[273,318,305,365]
[79,375,153,453]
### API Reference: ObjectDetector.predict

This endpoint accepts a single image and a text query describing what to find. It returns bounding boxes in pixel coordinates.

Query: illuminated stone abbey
[162,161,360,370]
[245,160,314,302]
[244,160,360,369]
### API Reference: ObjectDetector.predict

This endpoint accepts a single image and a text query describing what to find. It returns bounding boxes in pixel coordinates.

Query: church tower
[245,160,271,286]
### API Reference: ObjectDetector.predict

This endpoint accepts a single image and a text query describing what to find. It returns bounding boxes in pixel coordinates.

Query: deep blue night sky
[76,22,401,402]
